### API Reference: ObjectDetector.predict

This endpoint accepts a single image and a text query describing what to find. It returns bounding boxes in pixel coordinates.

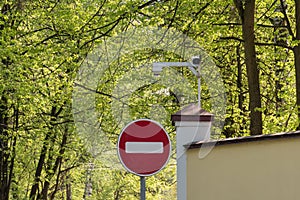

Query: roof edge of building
[185,130,300,149]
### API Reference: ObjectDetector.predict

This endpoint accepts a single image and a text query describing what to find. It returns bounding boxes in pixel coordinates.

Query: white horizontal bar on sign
[125,142,163,154]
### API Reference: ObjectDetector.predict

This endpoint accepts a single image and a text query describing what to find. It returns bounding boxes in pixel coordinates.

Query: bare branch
[280,0,295,39]
[233,0,244,22]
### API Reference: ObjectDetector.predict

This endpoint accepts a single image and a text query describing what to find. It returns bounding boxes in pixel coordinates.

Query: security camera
[191,56,201,66]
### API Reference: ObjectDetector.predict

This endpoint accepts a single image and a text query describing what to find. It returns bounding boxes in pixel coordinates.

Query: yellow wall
[187,137,300,200]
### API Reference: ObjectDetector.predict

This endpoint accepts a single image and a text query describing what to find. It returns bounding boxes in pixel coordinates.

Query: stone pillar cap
[171,104,214,122]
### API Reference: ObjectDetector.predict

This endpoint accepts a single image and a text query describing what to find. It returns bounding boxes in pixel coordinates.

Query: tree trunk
[66,174,72,200]
[234,0,263,135]
[0,96,9,200]
[294,0,300,130]
[0,4,12,199]
[29,130,50,199]
[237,45,244,113]
[40,130,68,200]
[30,107,58,199]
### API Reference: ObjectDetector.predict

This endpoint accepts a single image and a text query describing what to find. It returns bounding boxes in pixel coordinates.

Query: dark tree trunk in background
[0,3,11,199]
[294,0,300,130]
[234,0,263,135]
[30,106,58,200]
[0,96,9,200]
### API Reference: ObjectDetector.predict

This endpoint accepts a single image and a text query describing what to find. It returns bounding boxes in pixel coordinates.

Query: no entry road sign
[117,119,171,176]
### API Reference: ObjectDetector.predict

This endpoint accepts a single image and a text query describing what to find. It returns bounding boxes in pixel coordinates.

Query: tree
[233,0,262,135]
[293,0,300,129]
[0,0,178,199]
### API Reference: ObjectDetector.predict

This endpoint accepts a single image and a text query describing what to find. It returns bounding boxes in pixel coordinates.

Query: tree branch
[219,36,243,42]
[280,0,295,39]
[233,0,244,22]
[138,0,160,10]
[255,42,292,50]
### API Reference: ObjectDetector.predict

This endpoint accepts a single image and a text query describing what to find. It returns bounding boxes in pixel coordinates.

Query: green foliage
[1,0,300,199]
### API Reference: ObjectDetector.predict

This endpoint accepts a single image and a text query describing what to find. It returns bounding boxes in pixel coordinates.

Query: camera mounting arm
[152,56,201,107]
[152,62,199,77]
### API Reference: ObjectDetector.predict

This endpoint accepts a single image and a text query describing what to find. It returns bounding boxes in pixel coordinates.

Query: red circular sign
[117,119,171,176]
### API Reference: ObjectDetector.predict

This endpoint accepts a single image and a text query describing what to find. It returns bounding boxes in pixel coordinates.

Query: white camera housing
[191,56,201,66]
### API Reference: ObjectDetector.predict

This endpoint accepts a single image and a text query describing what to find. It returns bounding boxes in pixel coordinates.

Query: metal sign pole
[140,176,146,200]
[197,64,201,108]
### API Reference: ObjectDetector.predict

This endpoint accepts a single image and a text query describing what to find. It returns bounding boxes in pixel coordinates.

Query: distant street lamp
[152,56,201,107]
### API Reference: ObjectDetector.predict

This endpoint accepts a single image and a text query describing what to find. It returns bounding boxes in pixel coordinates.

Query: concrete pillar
[171,104,213,200]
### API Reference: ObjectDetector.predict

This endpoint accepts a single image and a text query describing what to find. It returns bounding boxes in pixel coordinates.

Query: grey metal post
[140,176,146,200]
